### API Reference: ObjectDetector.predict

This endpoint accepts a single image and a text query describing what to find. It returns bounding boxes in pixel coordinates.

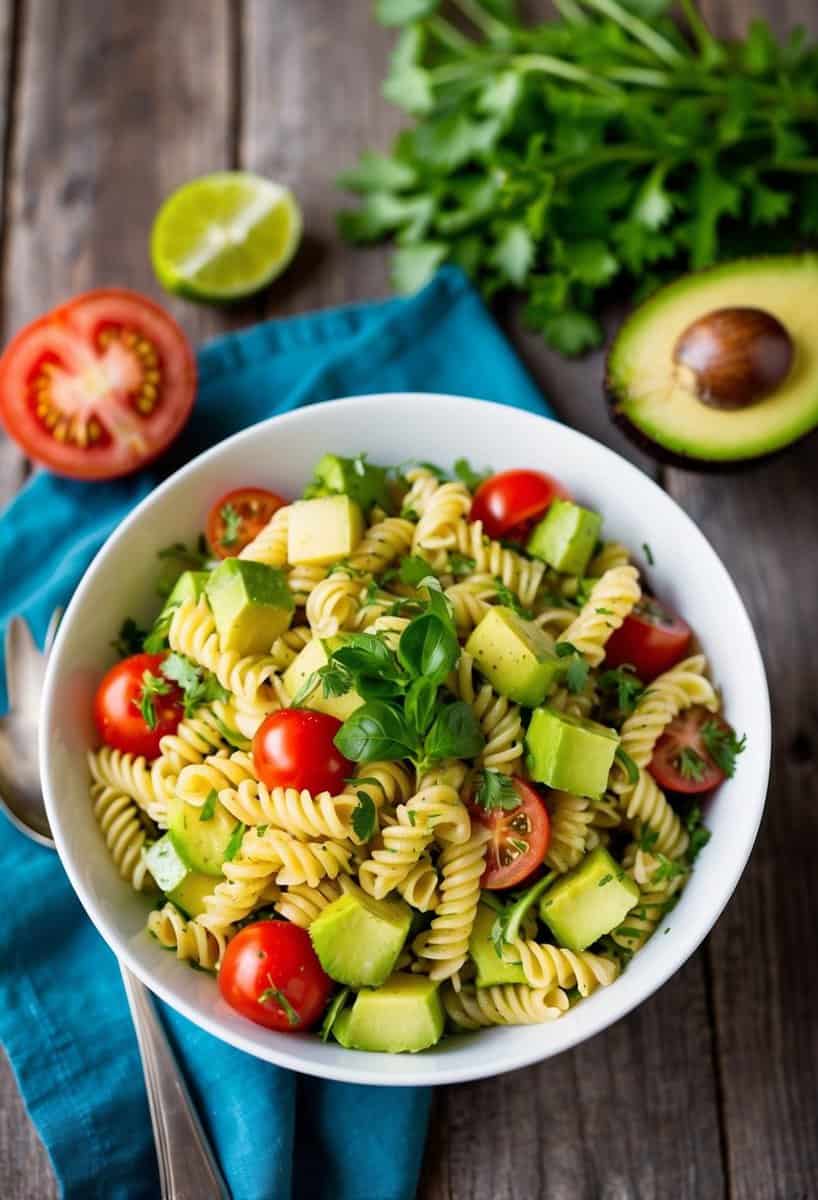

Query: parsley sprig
[702,720,746,778]
[160,652,230,717]
[135,670,172,731]
[219,504,243,547]
[341,1,818,356]
[475,769,519,811]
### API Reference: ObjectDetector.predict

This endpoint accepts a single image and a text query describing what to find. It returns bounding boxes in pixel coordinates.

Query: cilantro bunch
[294,579,485,772]
[340,0,818,354]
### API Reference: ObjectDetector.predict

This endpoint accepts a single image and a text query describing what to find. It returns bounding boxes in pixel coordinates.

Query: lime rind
[151,172,302,303]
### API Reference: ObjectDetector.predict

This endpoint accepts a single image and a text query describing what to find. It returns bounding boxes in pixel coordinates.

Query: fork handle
[119,963,231,1200]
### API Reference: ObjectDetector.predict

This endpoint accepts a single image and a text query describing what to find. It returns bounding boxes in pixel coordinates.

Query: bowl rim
[40,391,771,1086]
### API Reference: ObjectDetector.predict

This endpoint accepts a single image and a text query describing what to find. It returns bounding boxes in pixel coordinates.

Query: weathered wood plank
[666,3,818,1196]
[0,2,238,1196]
[0,0,26,505]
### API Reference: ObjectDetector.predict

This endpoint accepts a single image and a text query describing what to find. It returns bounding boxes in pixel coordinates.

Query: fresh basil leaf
[352,792,378,842]
[398,612,459,682]
[334,702,419,764]
[320,988,351,1043]
[424,701,484,762]
[404,676,438,737]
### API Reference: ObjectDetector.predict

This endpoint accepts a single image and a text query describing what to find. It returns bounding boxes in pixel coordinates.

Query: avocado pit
[673,306,793,410]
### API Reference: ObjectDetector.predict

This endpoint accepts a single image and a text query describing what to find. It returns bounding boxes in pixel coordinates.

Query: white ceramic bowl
[41,393,770,1087]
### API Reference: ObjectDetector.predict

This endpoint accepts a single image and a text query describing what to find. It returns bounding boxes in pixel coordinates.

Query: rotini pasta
[450,652,523,774]
[148,902,230,970]
[545,790,595,873]
[443,983,570,1029]
[502,938,619,996]
[239,503,290,566]
[91,783,153,892]
[557,565,641,667]
[412,825,490,980]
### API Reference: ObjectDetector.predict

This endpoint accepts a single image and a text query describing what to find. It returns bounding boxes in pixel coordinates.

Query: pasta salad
[88,454,746,1053]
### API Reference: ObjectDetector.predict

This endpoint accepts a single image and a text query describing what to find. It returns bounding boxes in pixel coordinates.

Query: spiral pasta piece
[412,825,490,980]
[588,541,630,576]
[176,750,257,806]
[153,700,238,774]
[557,565,641,667]
[610,655,719,795]
[358,782,470,900]
[348,517,415,575]
[239,504,290,566]
[504,939,619,997]
[549,677,598,723]
[412,482,473,566]
[169,597,284,714]
[621,768,689,858]
[450,652,523,774]
[449,519,545,608]
[286,565,328,605]
[443,983,569,1029]
[444,578,493,634]
[401,466,443,519]
[611,846,687,953]
[273,879,344,928]
[396,858,440,911]
[91,783,153,891]
[196,827,353,932]
[89,746,166,826]
[219,780,358,842]
[148,902,230,970]
[305,573,363,637]
[266,625,313,670]
[545,791,595,873]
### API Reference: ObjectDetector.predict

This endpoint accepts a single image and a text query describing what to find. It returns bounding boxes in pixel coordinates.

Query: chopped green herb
[642,543,655,566]
[224,821,247,862]
[475,769,519,812]
[599,666,644,716]
[677,746,707,782]
[219,503,243,547]
[686,806,711,861]
[352,792,378,842]
[161,652,230,717]
[492,578,532,620]
[258,979,300,1027]
[453,457,492,491]
[320,988,351,1042]
[135,670,172,731]
[564,653,589,695]
[199,790,218,822]
[111,617,147,659]
[447,552,477,577]
[615,746,640,785]
[702,721,746,778]
[597,873,613,887]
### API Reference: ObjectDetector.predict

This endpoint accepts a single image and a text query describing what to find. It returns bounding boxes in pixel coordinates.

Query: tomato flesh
[253,709,353,795]
[471,778,551,890]
[604,596,692,682]
[0,288,195,479]
[470,470,570,542]
[207,486,287,558]
[219,922,332,1032]
[93,652,184,759]
[649,707,731,794]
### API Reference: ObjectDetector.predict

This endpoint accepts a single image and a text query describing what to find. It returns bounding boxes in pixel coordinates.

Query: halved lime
[150,172,302,302]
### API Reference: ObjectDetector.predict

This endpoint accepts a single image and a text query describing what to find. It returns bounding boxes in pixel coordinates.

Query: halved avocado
[607,255,818,467]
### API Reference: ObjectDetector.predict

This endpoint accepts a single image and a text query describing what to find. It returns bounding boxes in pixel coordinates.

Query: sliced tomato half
[207,487,287,558]
[0,288,196,479]
[470,777,551,890]
[604,595,692,682]
[649,707,735,795]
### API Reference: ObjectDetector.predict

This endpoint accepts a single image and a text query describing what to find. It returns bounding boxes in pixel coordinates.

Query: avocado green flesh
[344,974,445,1053]
[206,558,293,655]
[539,846,639,951]
[608,255,818,461]
[469,903,526,987]
[526,706,619,801]
[167,794,239,877]
[527,500,602,577]
[309,883,412,988]
[466,606,560,708]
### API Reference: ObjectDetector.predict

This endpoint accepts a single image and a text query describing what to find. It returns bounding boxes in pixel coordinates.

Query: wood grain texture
[0,0,25,505]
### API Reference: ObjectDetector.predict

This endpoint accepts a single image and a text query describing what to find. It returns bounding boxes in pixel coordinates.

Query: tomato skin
[650,707,730,795]
[0,288,195,480]
[471,778,551,890]
[219,922,332,1032]
[253,710,353,794]
[207,487,287,558]
[604,597,692,682]
[470,470,570,542]
[93,652,184,759]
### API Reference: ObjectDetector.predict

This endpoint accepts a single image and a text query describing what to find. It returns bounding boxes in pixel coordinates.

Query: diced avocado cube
[304,453,391,513]
[287,495,364,566]
[166,570,210,609]
[539,846,639,951]
[206,558,294,655]
[309,881,412,988]
[527,499,603,576]
[526,706,619,800]
[466,606,560,707]
[469,903,526,987]
[282,635,363,720]
[167,793,239,877]
[167,870,219,919]
[344,974,445,1053]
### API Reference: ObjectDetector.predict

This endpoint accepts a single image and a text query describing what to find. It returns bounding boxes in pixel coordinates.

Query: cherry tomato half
[207,487,287,559]
[471,778,551,890]
[0,289,195,479]
[219,921,332,1032]
[604,596,692,682]
[470,470,570,543]
[93,652,184,759]
[253,709,353,795]
[649,707,736,795]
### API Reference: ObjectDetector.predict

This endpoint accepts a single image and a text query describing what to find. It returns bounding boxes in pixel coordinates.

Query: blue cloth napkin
[0,267,552,1200]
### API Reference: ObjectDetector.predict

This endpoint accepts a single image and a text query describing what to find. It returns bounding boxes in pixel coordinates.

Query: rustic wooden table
[1,2,816,1197]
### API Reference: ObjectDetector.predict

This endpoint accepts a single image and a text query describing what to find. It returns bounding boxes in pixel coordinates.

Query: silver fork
[0,614,231,1200]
